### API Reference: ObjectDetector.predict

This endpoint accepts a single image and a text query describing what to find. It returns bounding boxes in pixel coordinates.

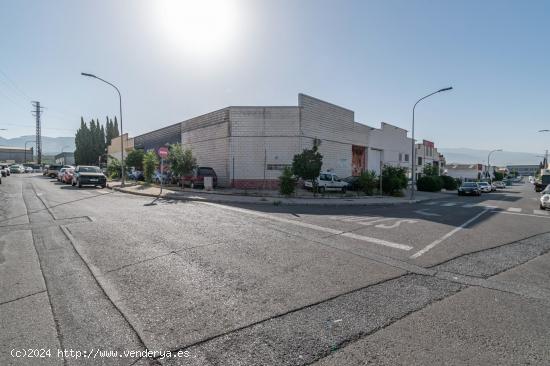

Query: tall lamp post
[410,87,453,200]
[81,72,125,186]
[487,149,502,180]
[24,140,35,163]
[539,130,549,169]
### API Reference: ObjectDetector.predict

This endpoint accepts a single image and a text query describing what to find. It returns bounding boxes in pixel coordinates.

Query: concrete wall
[299,94,364,179]
[229,106,301,188]
[181,108,231,186]
[367,122,412,173]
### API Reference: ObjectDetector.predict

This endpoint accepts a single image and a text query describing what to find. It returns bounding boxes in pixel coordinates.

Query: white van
[304,171,348,192]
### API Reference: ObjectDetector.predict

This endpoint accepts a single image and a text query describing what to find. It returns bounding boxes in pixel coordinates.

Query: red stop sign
[158,147,168,158]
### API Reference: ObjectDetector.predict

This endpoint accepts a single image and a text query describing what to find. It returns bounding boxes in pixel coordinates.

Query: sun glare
[155,0,241,59]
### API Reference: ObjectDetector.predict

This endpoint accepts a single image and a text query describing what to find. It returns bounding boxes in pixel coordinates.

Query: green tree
[357,170,378,195]
[279,166,296,196]
[292,145,323,193]
[493,171,504,181]
[167,144,196,182]
[381,166,408,196]
[422,163,439,177]
[106,156,121,179]
[417,176,443,192]
[125,149,145,170]
[143,150,158,184]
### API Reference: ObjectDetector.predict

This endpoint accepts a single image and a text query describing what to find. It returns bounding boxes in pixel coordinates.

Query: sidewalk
[106,181,451,206]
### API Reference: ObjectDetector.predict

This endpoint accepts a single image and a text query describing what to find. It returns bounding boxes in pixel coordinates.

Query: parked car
[46,164,63,178]
[0,164,9,177]
[57,167,68,181]
[24,166,34,173]
[304,171,348,193]
[342,176,360,191]
[477,181,492,193]
[128,170,144,181]
[540,191,550,210]
[154,171,171,184]
[72,166,107,188]
[9,164,25,174]
[62,168,75,184]
[458,182,481,196]
[181,167,218,188]
[493,181,506,189]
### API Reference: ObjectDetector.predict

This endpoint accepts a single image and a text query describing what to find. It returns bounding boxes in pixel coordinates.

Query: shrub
[440,175,458,190]
[417,176,443,192]
[292,145,323,193]
[279,167,296,196]
[106,157,121,179]
[357,170,378,195]
[381,166,408,195]
[142,150,159,184]
[125,149,144,170]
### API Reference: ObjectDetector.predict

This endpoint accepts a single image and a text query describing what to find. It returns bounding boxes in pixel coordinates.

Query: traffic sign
[158,147,168,158]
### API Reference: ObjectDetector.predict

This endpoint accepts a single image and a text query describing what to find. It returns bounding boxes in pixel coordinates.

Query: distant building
[54,152,75,166]
[445,163,488,181]
[0,146,33,163]
[506,165,540,177]
[415,140,445,178]
[107,134,134,162]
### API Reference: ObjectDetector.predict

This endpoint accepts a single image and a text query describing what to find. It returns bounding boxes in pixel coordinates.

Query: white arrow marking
[414,209,441,217]
[375,219,418,229]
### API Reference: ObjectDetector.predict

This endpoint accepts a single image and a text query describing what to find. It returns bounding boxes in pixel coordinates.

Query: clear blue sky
[0,0,549,154]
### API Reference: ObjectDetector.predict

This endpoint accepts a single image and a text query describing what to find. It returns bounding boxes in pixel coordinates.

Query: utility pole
[31,101,43,165]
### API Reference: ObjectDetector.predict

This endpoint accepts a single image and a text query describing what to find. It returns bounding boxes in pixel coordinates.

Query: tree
[279,167,296,196]
[493,171,504,181]
[422,163,439,177]
[292,145,323,193]
[106,156,121,179]
[417,176,443,192]
[357,170,378,195]
[74,117,107,165]
[167,144,196,181]
[381,166,408,196]
[143,150,158,184]
[125,149,145,170]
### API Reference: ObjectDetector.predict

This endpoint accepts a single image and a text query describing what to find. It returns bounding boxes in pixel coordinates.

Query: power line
[0,67,32,101]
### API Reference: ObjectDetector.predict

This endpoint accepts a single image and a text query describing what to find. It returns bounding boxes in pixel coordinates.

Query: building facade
[414,140,444,177]
[107,134,134,162]
[109,93,437,189]
[506,165,540,177]
[54,152,75,165]
[0,146,33,163]
[446,163,488,181]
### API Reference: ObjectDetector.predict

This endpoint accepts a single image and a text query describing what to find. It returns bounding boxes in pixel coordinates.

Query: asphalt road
[1,174,550,365]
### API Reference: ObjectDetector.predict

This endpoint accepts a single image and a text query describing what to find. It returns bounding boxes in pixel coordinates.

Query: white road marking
[414,209,441,217]
[507,207,522,213]
[375,219,418,229]
[462,204,477,208]
[340,232,413,251]
[499,211,550,219]
[410,209,490,259]
[200,202,412,250]
[355,217,394,226]
[478,205,498,209]
[533,209,549,216]
[441,202,457,207]
[423,202,438,205]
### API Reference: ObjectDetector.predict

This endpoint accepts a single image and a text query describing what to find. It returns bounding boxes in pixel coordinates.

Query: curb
[107,185,427,207]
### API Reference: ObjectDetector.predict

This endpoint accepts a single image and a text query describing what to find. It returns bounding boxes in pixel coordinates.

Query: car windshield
[479,182,489,186]
[463,183,477,187]
[79,167,101,173]
[198,168,213,176]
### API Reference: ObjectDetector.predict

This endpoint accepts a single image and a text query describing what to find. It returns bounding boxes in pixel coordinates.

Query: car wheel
[341,187,347,193]
[101,184,106,189]
[318,186,325,193]
[541,204,545,210]
[78,180,82,188]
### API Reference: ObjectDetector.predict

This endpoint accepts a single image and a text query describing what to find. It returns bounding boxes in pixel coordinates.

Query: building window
[418,157,423,165]
[404,154,409,162]
[398,153,403,162]
[266,164,291,171]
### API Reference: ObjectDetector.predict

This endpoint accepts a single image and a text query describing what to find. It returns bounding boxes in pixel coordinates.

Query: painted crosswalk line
[507,207,522,213]
[533,209,549,216]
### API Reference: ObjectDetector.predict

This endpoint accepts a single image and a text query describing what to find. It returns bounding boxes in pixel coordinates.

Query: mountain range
[0,135,75,155]
[439,148,545,166]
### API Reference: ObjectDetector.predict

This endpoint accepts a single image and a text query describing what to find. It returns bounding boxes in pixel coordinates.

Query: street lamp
[487,149,503,180]
[410,87,453,200]
[24,140,34,163]
[81,72,125,186]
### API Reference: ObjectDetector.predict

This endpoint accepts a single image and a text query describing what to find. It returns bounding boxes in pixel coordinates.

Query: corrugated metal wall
[133,123,182,151]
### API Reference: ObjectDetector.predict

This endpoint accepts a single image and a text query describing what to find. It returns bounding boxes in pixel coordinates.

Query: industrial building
[54,152,75,166]
[0,146,33,163]
[113,93,444,188]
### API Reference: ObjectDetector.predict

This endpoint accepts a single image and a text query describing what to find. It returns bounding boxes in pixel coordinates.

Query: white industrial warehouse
[109,94,445,188]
